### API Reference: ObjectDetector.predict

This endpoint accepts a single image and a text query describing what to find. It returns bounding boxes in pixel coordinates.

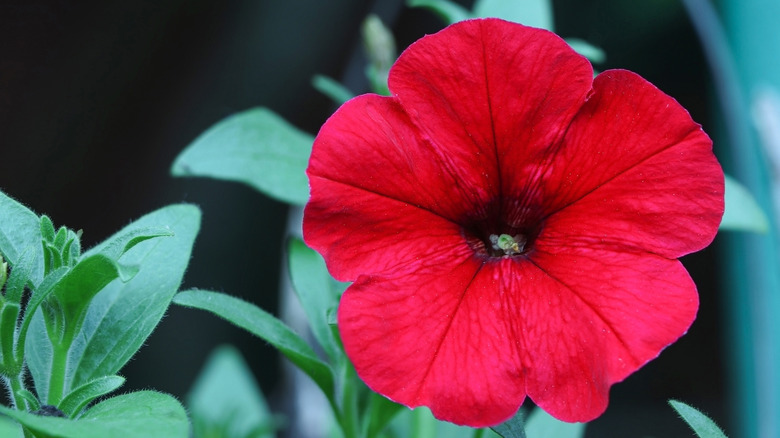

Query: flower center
[489,233,526,256]
[462,225,536,259]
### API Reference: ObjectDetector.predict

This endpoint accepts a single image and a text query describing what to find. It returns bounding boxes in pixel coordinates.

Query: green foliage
[39,215,82,275]
[173,289,335,399]
[362,14,395,96]
[407,0,554,31]
[491,410,526,438]
[69,205,199,387]
[0,391,188,438]
[188,345,277,438]
[565,39,606,64]
[312,75,355,105]
[669,400,728,438]
[171,108,314,205]
[384,407,503,438]
[0,415,21,437]
[58,375,125,418]
[0,189,198,436]
[288,238,342,361]
[721,174,769,232]
[473,0,553,30]
[25,204,200,405]
[363,392,405,438]
[4,247,37,304]
[406,0,472,24]
[0,191,44,286]
[523,408,585,438]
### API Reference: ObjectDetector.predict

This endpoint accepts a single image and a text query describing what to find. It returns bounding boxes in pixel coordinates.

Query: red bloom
[303,18,723,427]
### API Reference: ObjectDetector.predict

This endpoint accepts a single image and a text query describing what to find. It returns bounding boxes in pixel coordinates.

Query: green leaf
[4,245,37,303]
[721,174,769,232]
[84,226,174,262]
[17,267,69,372]
[51,254,123,326]
[386,407,475,438]
[491,409,527,438]
[0,415,22,438]
[0,190,44,286]
[363,392,404,438]
[26,205,201,401]
[565,39,606,64]
[17,389,41,412]
[0,303,21,370]
[312,75,355,105]
[473,0,554,30]
[288,238,341,361]
[171,107,314,205]
[406,0,473,25]
[0,391,188,438]
[173,289,335,399]
[669,400,728,438]
[188,345,276,438]
[524,408,585,438]
[40,216,56,244]
[58,375,125,418]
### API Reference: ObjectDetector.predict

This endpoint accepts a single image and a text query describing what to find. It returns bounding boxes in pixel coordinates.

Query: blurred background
[2,0,777,436]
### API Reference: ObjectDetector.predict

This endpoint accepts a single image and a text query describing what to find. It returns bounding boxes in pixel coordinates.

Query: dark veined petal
[338,256,528,427]
[304,95,479,280]
[521,246,698,421]
[304,175,465,281]
[390,18,593,222]
[534,70,723,256]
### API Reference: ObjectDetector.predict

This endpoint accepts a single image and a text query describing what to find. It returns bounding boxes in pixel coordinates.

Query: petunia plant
[0,1,758,437]
[168,1,749,437]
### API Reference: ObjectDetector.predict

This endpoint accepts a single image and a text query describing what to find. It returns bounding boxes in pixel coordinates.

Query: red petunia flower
[303,18,724,427]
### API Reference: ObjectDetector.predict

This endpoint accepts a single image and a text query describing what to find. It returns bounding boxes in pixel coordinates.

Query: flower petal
[520,246,698,421]
[339,257,528,427]
[390,19,593,221]
[304,95,480,280]
[535,70,723,256]
[304,175,466,280]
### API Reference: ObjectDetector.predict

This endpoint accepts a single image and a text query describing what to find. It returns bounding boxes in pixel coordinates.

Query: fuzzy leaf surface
[25,205,200,400]
[669,400,728,438]
[171,107,313,205]
[288,237,341,361]
[0,391,188,438]
[173,289,334,398]
[0,190,44,285]
[58,375,125,418]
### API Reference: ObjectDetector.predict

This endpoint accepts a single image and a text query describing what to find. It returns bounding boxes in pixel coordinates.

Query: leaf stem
[411,407,437,438]
[6,374,30,411]
[47,320,79,406]
[337,361,360,438]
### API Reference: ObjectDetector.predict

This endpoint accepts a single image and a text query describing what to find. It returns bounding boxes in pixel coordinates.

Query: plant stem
[6,375,29,411]
[411,407,437,438]
[46,321,78,406]
[338,361,360,438]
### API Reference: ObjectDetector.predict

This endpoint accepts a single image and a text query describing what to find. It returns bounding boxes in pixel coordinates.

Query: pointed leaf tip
[669,400,728,438]
[172,108,313,205]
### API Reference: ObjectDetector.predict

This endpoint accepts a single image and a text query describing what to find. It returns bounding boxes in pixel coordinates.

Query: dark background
[0,0,727,436]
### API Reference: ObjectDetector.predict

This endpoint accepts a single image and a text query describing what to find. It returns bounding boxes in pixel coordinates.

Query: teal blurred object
[684,0,780,437]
